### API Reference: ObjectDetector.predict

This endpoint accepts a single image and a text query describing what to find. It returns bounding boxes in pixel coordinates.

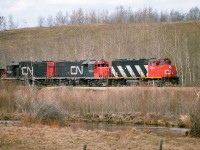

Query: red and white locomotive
[1,58,179,86]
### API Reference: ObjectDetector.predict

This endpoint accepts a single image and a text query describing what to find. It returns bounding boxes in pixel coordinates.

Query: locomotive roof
[114,58,148,61]
[7,62,19,66]
[82,60,96,64]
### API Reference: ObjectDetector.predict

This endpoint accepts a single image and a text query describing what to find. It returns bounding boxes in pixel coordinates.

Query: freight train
[0,58,179,86]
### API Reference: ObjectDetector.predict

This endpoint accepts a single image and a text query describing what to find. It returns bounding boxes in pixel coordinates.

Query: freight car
[1,58,179,86]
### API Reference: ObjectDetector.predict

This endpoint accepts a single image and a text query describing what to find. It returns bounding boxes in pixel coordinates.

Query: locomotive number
[71,66,83,75]
[21,67,33,76]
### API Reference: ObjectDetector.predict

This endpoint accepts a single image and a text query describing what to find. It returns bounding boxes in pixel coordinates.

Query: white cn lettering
[22,67,33,76]
[71,66,83,75]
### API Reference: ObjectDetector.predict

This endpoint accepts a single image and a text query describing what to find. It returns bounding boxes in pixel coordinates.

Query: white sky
[0,0,200,27]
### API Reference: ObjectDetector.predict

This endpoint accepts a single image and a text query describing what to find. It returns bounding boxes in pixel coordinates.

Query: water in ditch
[69,122,189,136]
[0,120,189,136]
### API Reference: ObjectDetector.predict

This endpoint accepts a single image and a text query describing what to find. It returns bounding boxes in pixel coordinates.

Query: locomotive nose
[169,65,173,74]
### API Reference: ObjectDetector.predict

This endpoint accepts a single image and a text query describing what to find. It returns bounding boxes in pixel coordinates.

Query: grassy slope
[0,21,199,56]
[0,21,200,85]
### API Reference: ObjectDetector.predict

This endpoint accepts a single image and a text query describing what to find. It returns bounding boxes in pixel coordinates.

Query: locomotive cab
[94,59,111,78]
[148,58,177,78]
[5,62,19,78]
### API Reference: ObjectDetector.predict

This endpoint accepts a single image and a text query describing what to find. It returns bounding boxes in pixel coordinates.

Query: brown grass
[0,124,200,150]
[0,83,199,126]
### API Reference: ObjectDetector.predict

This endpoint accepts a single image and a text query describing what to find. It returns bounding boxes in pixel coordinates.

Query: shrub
[35,103,65,126]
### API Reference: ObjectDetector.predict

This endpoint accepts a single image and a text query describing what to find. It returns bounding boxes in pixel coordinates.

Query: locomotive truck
[0,58,179,86]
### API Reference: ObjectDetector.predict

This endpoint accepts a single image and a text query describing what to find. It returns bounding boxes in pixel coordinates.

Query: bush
[35,104,65,126]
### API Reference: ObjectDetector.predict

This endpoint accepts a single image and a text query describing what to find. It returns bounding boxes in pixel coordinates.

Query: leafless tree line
[38,6,200,27]
[0,14,18,30]
[0,6,200,30]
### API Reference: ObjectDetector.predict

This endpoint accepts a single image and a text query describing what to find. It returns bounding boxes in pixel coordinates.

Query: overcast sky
[0,0,200,27]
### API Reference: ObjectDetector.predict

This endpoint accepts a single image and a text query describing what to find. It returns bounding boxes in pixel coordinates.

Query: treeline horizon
[0,6,200,30]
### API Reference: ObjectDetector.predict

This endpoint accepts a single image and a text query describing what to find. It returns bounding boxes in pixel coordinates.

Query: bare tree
[89,10,97,23]
[77,8,84,24]
[8,15,18,29]
[99,10,110,23]
[38,16,45,27]
[170,10,185,21]
[0,16,6,30]
[186,6,200,20]
[55,11,68,26]
[47,15,54,27]
[160,11,169,22]
[70,10,77,24]
[114,5,126,23]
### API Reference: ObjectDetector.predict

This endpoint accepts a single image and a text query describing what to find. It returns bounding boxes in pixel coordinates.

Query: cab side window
[150,62,154,66]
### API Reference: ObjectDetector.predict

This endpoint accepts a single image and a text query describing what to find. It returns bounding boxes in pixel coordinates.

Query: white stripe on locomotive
[144,65,148,76]
[126,65,135,77]
[117,66,127,77]
[135,65,145,77]
[111,66,118,77]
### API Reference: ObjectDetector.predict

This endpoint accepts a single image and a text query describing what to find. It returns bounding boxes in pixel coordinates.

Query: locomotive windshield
[156,58,171,66]
[98,64,108,67]
[96,60,109,67]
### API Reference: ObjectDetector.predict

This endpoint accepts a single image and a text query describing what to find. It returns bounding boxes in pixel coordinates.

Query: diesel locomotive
[0,58,179,86]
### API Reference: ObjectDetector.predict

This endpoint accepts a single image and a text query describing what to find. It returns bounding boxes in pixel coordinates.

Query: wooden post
[159,138,163,150]
[83,144,87,150]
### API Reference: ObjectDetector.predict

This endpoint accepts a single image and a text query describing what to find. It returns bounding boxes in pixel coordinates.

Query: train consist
[0,58,179,86]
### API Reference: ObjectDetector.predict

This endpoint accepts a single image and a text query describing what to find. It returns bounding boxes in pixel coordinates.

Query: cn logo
[71,66,83,75]
[164,70,172,75]
[22,67,33,76]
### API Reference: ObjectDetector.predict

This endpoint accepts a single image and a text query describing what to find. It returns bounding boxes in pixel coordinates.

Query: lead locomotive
[1,58,179,86]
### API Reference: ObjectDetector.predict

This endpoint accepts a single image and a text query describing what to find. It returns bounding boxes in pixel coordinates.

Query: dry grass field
[1,124,200,150]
